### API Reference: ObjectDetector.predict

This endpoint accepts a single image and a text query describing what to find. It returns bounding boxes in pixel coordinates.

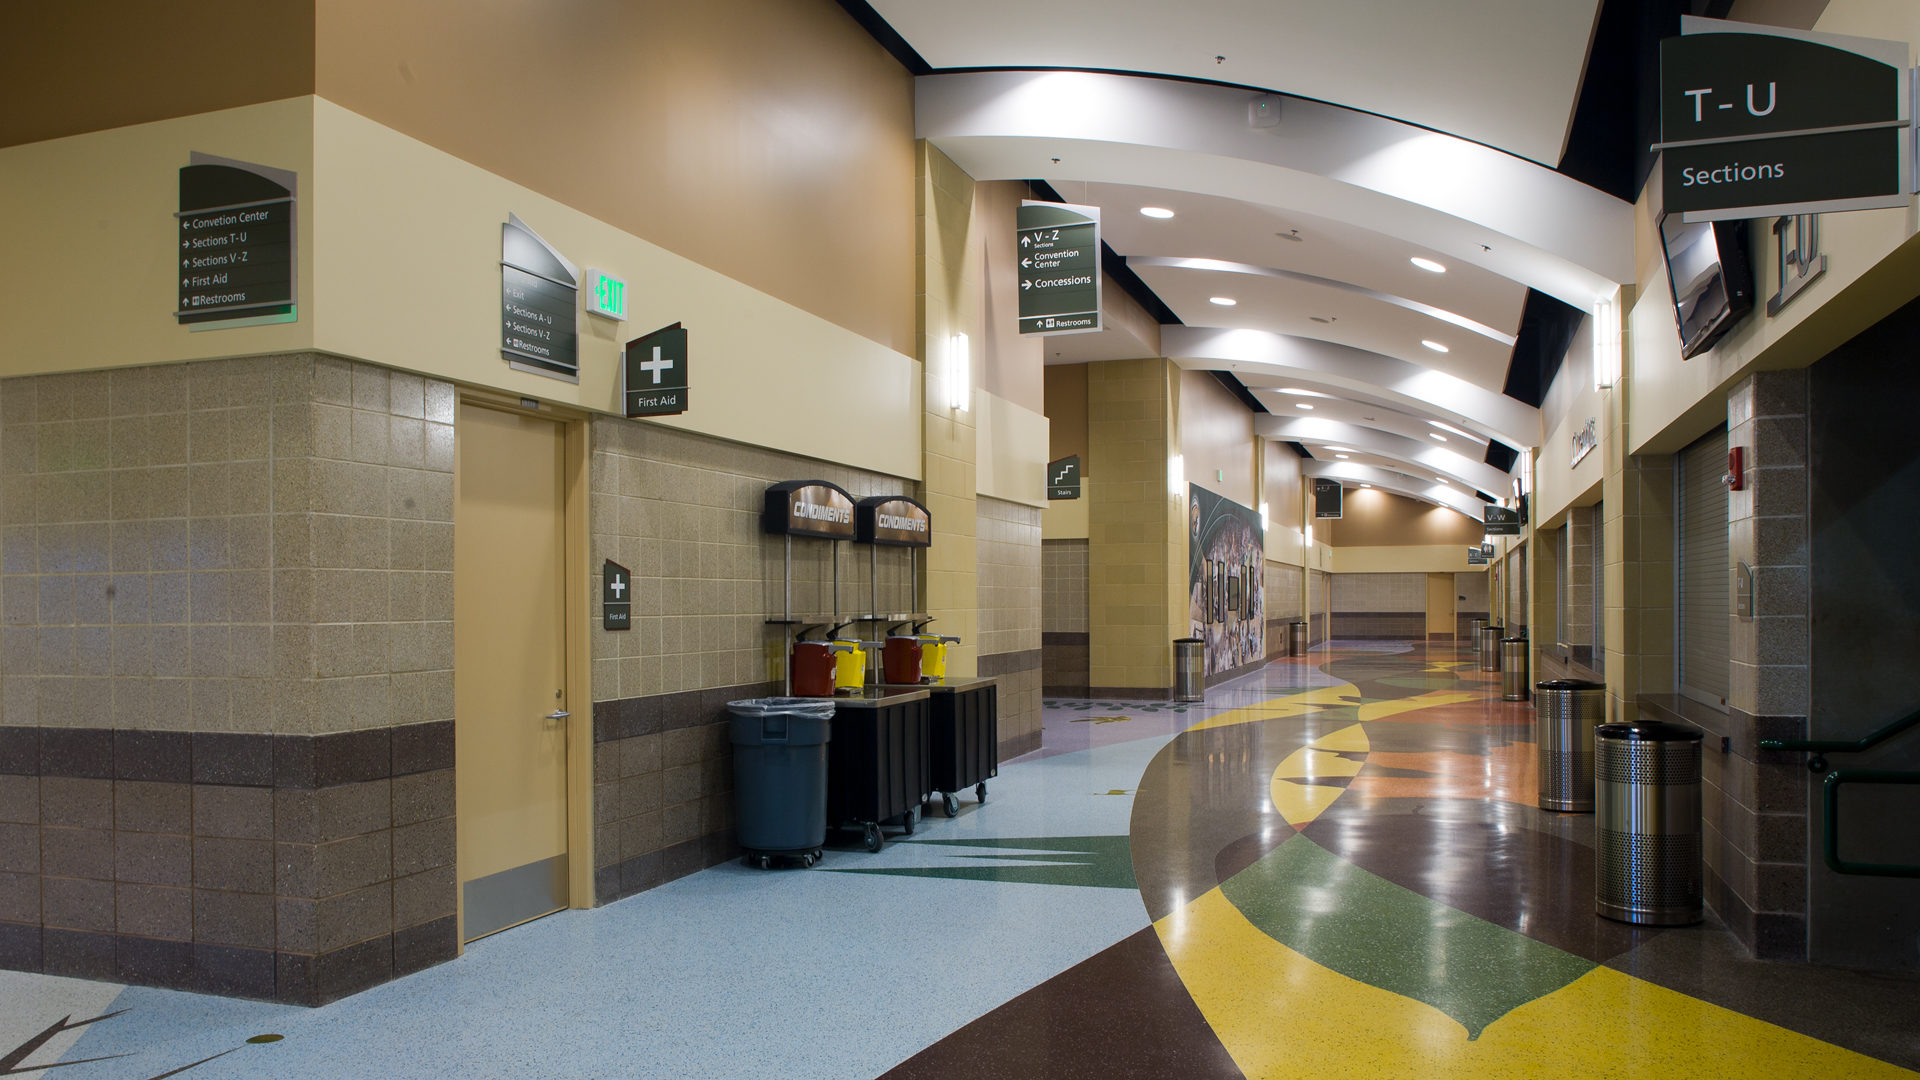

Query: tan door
[455,402,570,941]
[1425,572,1456,641]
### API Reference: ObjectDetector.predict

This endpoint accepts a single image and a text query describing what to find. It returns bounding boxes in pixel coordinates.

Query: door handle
[545,710,571,721]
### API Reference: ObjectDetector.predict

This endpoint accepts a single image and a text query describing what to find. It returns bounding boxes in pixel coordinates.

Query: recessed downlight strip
[1130,255,1518,347]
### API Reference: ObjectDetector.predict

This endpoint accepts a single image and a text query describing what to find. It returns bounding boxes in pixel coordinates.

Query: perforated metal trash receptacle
[1535,679,1604,811]
[1477,625,1503,670]
[1500,639,1529,701]
[1595,720,1704,926]
[1173,638,1204,702]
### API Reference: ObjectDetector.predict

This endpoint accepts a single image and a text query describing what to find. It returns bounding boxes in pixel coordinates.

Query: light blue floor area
[21,658,1360,1079]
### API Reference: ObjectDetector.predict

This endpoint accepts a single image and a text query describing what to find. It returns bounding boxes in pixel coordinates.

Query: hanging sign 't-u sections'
[1656,17,1914,222]
[1017,200,1101,336]
[501,213,579,382]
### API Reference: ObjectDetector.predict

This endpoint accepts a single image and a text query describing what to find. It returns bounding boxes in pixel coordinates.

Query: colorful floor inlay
[6,641,1916,1079]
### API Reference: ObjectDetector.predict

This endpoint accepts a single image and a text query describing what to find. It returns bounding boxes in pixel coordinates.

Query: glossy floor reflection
[7,641,1918,1079]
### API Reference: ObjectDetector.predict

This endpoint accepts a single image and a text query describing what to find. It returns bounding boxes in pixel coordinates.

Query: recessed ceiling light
[1325,446,1357,453]
[1435,477,1449,484]
[1360,483,1371,488]
[1294,403,1313,410]
[1411,257,1447,273]
[1140,207,1175,219]
[1335,454,1349,460]
[1209,296,1237,306]
[1276,387,1330,398]
[1429,433,1446,442]
[1421,340,1449,353]
[1427,419,1479,440]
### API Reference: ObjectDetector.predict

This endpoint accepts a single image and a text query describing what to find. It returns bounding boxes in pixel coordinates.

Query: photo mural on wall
[1188,484,1265,673]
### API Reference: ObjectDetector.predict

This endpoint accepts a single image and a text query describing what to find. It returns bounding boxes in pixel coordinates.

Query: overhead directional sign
[1017,201,1101,336]
[1312,478,1343,519]
[1483,506,1520,536]
[175,154,296,329]
[501,214,579,380]
[1658,19,1912,221]
[1047,456,1081,500]
[625,322,688,417]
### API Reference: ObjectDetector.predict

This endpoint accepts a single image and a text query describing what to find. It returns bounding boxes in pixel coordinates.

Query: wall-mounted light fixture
[1593,293,1621,391]
[947,333,970,411]
[1169,453,1184,497]
[1259,501,1270,531]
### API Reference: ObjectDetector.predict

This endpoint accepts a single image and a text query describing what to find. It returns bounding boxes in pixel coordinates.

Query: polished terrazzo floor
[5,640,1916,1078]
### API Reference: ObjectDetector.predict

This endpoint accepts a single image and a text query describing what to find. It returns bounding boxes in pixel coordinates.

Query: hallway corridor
[5,643,1915,1079]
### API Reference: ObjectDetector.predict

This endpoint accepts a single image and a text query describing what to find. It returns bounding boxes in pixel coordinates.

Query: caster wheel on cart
[902,810,916,836]
[943,793,960,817]
[801,853,815,868]
[863,823,884,853]
[757,855,771,870]
[976,782,988,804]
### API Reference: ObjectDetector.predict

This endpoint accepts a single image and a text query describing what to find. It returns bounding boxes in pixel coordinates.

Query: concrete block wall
[977,498,1041,759]
[0,355,458,1003]
[1041,539,1088,692]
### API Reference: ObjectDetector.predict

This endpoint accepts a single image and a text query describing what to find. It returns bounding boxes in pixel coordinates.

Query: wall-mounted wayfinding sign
[1312,478,1343,519]
[1047,456,1081,500]
[1658,18,1912,222]
[856,496,932,547]
[1467,546,1489,566]
[1484,506,1520,536]
[624,322,688,418]
[501,214,579,381]
[603,560,632,631]
[762,481,856,540]
[1016,201,1101,336]
[175,153,296,330]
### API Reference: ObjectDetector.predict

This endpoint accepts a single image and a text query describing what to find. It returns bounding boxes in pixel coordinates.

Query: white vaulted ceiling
[860,1,1628,502]
[868,0,1604,165]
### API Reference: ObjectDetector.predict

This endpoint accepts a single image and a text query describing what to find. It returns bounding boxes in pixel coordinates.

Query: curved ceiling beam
[1252,386,1489,452]
[915,71,1634,305]
[1165,326,1541,449]
[1302,460,1488,520]
[1130,256,1517,346]
[1255,416,1512,494]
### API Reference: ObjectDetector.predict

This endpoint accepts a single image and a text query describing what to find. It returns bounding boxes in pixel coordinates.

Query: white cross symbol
[609,575,626,598]
[639,346,674,385]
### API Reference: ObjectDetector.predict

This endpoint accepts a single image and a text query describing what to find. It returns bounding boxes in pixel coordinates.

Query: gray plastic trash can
[1172,638,1204,702]
[1595,720,1704,926]
[729,697,835,867]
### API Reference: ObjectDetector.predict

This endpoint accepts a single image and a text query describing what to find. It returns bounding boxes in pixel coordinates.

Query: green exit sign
[585,269,626,321]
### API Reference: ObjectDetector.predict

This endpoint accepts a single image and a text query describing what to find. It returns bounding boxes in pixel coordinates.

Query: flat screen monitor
[1660,213,1753,360]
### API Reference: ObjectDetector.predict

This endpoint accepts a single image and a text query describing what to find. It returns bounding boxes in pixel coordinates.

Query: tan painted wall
[0,1,317,148]
[0,100,924,479]
[1042,364,1090,540]
[976,183,1047,411]
[1179,370,1256,509]
[313,0,917,355]
[1330,546,1490,574]
[1326,489,1485,548]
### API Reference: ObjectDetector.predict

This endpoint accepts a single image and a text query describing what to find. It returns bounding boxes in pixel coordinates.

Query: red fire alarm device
[1724,446,1745,490]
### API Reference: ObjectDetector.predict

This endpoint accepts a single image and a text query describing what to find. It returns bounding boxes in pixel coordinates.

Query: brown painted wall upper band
[0,2,317,149]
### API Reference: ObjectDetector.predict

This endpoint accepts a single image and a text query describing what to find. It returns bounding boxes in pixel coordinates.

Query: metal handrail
[1759,708,1920,772]
[1822,770,1920,878]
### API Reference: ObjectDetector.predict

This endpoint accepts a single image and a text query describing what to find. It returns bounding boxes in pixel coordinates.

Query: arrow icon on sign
[1020,235,1031,248]
[1021,280,1031,290]
[1021,257,1031,268]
